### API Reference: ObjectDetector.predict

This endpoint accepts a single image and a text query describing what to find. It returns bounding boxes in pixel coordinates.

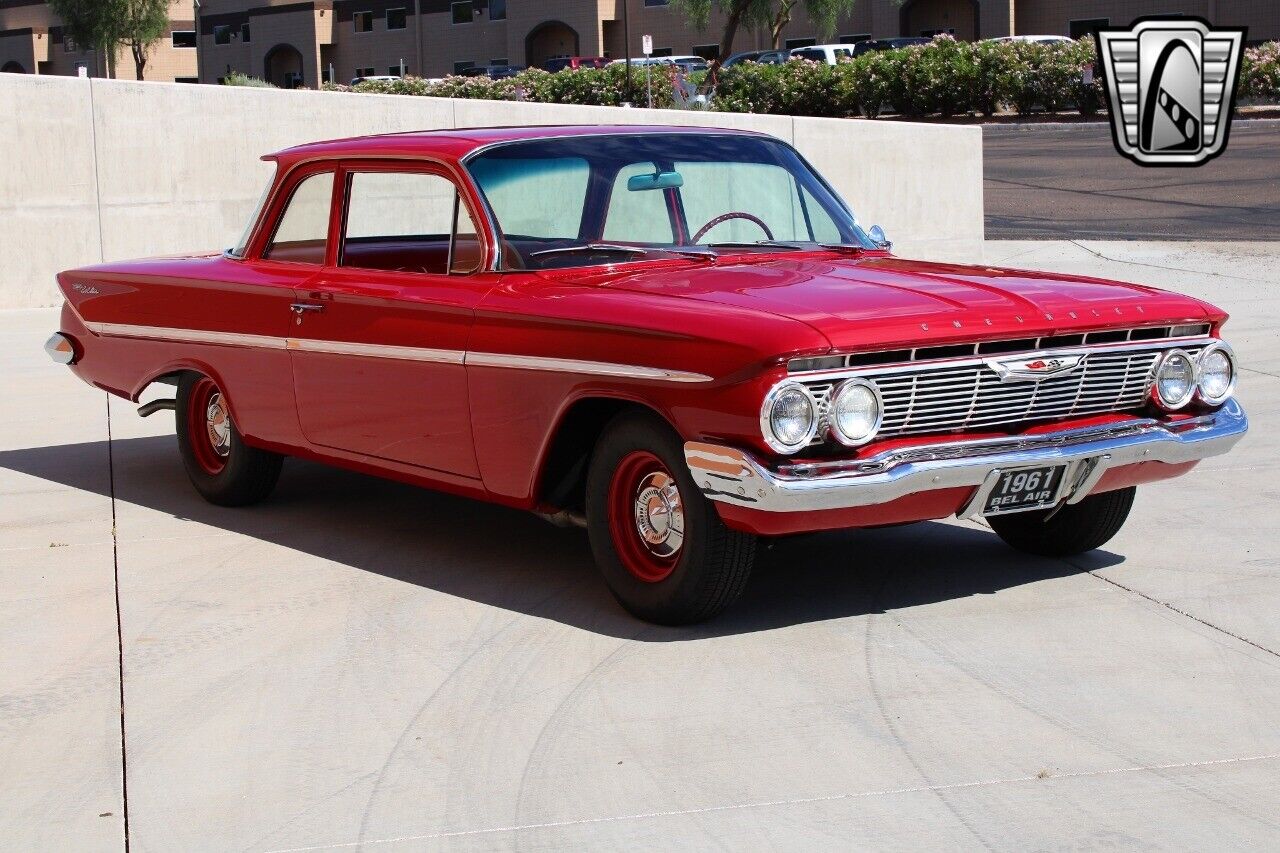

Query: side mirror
[868,224,892,250]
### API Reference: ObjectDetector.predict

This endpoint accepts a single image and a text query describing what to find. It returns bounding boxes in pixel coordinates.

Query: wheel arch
[534,394,679,512]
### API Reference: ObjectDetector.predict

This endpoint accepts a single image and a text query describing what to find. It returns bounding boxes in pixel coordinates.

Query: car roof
[268,125,770,167]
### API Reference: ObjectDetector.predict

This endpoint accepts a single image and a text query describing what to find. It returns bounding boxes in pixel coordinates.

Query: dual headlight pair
[762,378,881,454]
[1151,342,1236,410]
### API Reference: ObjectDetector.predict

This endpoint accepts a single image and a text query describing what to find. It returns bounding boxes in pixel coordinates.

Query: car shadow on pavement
[1,435,1123,640]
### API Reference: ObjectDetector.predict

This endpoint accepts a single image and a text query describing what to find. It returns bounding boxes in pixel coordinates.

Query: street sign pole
[642,34,653,109]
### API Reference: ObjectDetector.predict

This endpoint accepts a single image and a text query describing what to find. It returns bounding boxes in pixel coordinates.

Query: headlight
[1152,349,1196,410]
[761,382,817,453]
[1196,343,1236,405]
[829,379,882,446]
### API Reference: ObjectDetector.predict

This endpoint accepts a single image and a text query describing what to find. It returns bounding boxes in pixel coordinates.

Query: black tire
[586,412,756,625]
[988,486,1136,557]
[176,372,283,507]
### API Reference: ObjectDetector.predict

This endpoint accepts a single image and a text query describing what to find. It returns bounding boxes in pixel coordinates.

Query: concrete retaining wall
[0,74,984,308]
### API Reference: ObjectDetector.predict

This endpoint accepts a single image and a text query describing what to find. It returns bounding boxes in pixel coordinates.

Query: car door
[288,162,495,479]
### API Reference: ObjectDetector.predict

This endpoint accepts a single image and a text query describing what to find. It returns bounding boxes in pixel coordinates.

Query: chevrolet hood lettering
[987,354,1085,382]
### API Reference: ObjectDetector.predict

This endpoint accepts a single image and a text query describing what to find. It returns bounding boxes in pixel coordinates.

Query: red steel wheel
[186,376,232,476]
[607,450,685,583]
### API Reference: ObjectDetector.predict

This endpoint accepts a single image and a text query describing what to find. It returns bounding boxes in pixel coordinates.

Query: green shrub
[222,72,276,88]
[319,39,1280,119]
[1242,41,1280,101]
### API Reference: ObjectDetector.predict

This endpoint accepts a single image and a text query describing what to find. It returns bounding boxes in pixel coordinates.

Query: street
[984,120,1280,240]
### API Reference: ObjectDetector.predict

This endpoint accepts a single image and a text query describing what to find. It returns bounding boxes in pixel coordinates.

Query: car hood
[594,255,1222,351]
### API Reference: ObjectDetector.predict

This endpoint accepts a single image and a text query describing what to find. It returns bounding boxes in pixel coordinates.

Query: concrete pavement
[2,241,1279,851]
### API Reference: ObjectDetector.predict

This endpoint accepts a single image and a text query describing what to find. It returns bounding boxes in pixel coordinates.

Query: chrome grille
[807,344,1205,442]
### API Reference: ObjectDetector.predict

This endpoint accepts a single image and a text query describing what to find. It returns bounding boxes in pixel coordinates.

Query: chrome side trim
[86,322,288,350]
[84,322,709,381]
[287,338,464,365]
[685,399,1248,514]
[464,351,712,383]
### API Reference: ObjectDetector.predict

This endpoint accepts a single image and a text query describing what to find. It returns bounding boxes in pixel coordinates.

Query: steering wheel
[691,211,774,244]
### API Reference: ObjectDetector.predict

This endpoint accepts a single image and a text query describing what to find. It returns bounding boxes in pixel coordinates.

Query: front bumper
[685,399,1248,517]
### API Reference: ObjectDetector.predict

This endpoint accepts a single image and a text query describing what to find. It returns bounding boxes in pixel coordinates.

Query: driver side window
[341,170,481,275]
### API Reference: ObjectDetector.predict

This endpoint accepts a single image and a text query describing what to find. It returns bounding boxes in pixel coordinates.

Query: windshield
[464,133,873,270]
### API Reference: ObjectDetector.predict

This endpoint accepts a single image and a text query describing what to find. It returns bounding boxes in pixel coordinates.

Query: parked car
[458,64,525,79]
[610,55,706,72]
[853,37,933,55]
[542,56,609,72]
[989,35,1076,44]
[721,49,790,67]
[789,43,857,64]
[47,126,1247,624]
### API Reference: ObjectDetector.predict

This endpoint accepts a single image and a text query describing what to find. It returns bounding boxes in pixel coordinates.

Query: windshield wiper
[705,240,808,252]
[528,243,651,259]
[529,243,717,263]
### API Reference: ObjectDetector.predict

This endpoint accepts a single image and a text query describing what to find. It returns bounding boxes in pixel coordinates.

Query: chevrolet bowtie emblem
[988,355,1085,382]
[1097,17,1247,167]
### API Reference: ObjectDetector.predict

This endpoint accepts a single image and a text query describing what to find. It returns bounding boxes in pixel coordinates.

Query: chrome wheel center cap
[206,392,231,457]
[633,472,684,558]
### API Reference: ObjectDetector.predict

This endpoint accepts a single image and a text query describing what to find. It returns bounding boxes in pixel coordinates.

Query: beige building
[3,1,1277,86]
[0,0,198,80]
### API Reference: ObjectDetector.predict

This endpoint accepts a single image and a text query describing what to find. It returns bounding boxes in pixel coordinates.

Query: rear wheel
[586,412,756,625]
[176,373,282,506]
[988,487,1135,557]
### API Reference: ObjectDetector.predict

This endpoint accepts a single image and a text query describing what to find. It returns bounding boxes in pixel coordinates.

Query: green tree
[116,0,172,80]
[672,0,856,74]
[48,0,171,80]
[48,0,118,77]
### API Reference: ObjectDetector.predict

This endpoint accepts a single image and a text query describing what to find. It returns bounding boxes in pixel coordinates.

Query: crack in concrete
[106,396,131,853]
[1065,239,1277,285]
[1084,566,1280,663]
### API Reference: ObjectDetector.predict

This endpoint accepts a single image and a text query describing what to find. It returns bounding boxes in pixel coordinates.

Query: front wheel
[176,373,283,506]
[586,413,756,625]
[988,486,1136,557]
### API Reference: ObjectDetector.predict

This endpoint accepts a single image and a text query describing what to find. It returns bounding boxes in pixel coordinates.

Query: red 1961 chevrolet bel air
[46,125,1247,624]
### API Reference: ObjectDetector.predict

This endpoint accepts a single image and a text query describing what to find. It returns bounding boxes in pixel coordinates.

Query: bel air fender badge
[987,354,1084,382]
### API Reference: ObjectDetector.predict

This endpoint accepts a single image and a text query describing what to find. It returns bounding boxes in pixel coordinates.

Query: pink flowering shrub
[323,38,1279,117]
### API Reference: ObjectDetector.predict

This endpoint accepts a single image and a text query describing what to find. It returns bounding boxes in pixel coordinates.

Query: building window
[355,66,375,78]
[386,8,407,30]
[171,30,195,49]
[175,76,199,83]
[354,11,373,33]
[839,33,870,43]
[451,2,472,25]
[489,0,506,20]
[453,60,475,74]
[1069,18,1108,39]
[785,37,816,49]
[241,23,251,43]
[213,25,232,45]
[389,64,406,76]
[489,57,508,66]
[644,0,670,6]
[692,44,718,60]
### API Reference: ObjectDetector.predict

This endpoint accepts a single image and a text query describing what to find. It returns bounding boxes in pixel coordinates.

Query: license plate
[982,465,1066,515]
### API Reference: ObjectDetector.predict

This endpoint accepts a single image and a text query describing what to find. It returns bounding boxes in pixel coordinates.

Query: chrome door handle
[290,303,324,315]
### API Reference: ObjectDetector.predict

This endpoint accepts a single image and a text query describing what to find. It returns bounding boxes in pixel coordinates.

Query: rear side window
[264,171,334,264]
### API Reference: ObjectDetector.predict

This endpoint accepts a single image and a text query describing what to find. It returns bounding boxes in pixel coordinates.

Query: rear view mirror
[628,171,684,192]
